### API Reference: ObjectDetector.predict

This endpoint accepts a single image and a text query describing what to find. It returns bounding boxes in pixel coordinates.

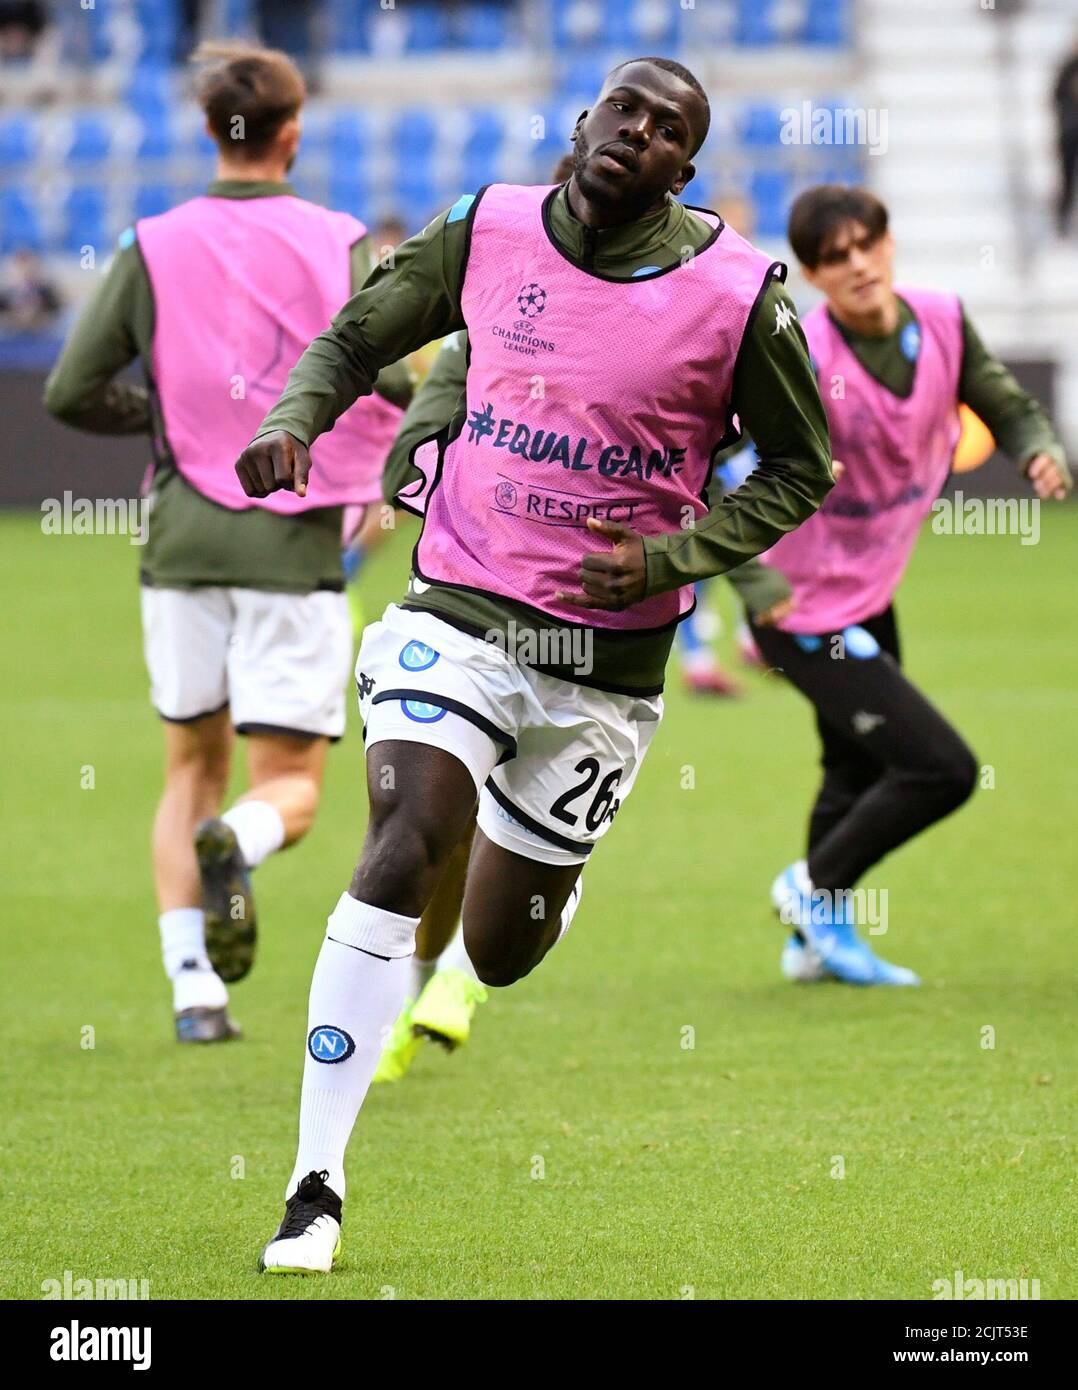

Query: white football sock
[221,800,286,870]
[159,906,209,978]
[287,893,418,1200]
[556,876,583,945]
[172,962,228,1012]
[408,954,439,998]
[437,924,478,981]
[160,907,227,1010]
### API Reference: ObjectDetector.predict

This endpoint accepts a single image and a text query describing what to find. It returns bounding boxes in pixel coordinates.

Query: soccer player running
[754,185,1071,987]
[236,57,834,1274]
[370,271,797,1087]
[44,44,412,1042]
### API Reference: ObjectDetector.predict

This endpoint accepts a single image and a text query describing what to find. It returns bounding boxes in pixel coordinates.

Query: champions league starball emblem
[516,283,546,317]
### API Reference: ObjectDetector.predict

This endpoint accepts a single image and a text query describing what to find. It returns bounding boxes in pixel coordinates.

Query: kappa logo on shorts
[403,700,447,723]
[307,1025,355,1064]
[399,640,439,672]
[494,801,525,830]
[357,671,375,698]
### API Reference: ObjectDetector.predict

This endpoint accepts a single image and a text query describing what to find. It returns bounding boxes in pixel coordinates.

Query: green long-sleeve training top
[258,183,835,693]
[43,180,415,594]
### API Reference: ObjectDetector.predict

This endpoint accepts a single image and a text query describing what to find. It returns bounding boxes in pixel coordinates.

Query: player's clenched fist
[556,517,647,611]
[235,430,313,498]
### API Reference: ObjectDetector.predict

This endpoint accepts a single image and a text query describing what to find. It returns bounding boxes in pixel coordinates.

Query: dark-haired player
[754,185,1069,986]
[236,57,834,1273]
[44,43,411,1041]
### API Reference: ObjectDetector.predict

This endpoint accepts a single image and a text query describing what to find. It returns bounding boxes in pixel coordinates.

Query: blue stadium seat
[394,109,438,159]
[134,184,175,221]
[456,2,510,51]
[0,114,36,169]
[68,114,114,164]
[329,0,371,53]
[87,0,117,60]
[224,0,255,33]
[600,0,637,48]
[749,169,792,238]
[137,114,176,161]
[329,112,370,169]
[396,158,436,206]
[804,0,851,47]
[328,173,371,219]
[735,0,779,46]
[62,187,110,256]
[461,108,505,187]
[556,53,608,97]
[464,109,504,158]
[406,3,453,53]
[136,0,179,63]
[0,186,45,254]
[740,103,783,147]
[461,150,503,190]
[125,65,174,120]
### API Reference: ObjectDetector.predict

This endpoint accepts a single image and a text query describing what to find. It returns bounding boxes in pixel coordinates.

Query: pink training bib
[410,183,782,631]
[137,194,402,513]
[765,286,963,633]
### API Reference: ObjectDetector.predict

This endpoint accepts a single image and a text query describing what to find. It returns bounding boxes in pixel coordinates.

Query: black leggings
[750,607,978,893]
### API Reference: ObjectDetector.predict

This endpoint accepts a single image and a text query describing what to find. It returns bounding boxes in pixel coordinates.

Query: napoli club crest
[495,480,517,510]
[399,640,439,671]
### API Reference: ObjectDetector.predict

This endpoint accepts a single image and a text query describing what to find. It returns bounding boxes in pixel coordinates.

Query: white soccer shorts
[140,585,353,739]
[355,604,663,866]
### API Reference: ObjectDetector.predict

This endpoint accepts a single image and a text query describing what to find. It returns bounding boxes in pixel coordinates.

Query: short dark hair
[192,41,306,160]
[604,56,711,155]
[787,185,889,269]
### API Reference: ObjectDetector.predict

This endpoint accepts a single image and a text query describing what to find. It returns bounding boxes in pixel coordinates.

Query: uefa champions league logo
[512,283,548,333]
[494,284,556,353]
[517,283,546,317]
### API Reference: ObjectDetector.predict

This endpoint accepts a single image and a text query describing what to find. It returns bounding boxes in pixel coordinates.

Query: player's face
[570,63,701,215]
[804,221,895,319]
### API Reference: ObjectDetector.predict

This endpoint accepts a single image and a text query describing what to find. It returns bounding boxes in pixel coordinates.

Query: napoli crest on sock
[307,1025,356,1064]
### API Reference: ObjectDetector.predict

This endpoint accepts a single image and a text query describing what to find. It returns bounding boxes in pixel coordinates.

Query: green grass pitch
[2,506,1074,1300]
